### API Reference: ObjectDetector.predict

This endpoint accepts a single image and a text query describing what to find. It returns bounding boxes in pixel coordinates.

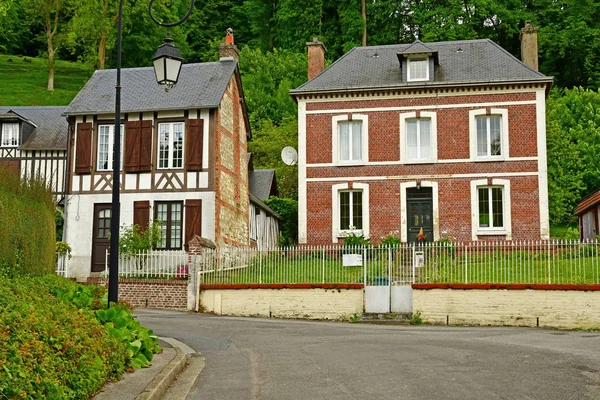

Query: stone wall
[413,284,600,329]
[200,284,364,320]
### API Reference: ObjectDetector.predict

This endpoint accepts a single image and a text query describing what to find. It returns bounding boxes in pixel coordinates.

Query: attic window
[1,123,19,147]
[407,57,429,82]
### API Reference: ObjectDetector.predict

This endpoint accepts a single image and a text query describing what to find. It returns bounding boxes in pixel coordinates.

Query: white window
[158,122,184,169]
[1,123,19,147]
[97,124,124,171]
[470,178,512,240]
[331,182,370,242]
[469,108,509,160]
[332,114,368,165]
[407,57,429,82]
[400,111,437,162]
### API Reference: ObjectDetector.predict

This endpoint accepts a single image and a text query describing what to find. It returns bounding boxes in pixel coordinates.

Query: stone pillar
[520,21,539,71]
[307,37,327,80]
[187,235,216,311]
[219,28,240,62]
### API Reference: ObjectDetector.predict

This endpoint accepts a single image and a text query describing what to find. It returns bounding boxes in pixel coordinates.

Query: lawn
[0,54,93,106]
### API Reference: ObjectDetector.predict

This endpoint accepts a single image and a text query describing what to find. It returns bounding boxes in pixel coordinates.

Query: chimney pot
[220,27,239,62]
[306,38,327,81]
[520,22,539,71]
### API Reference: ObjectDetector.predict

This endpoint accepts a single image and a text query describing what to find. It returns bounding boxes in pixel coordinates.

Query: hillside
[0,54,92,107]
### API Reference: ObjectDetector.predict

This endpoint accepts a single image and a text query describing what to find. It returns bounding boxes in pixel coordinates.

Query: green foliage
[0,275,126,399]
[0,168,55,278]
[547,88,600,223]
[377,231,402,247]
[119,221,162,256]
[410,311,423,325]
[264,196,298,246]
[55,241,72,259]
[341,230,371,248]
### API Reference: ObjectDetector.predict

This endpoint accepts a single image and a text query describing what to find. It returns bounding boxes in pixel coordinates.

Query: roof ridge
[94,61,225,74]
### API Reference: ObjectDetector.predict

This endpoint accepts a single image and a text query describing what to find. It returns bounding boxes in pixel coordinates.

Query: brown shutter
[185,119,203,171]
[185,199,202,250]
[124,120,141,172]
[133,200,150,232]
[139,120,153,172]
[75,123,92,174]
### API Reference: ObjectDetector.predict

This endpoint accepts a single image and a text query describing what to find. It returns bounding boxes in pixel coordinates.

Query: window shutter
[184,199,202,250]
[124,121,141,172]
[185,119,203,171]
[133,200,150,232]
[75,123,92,174]
[139,120,153,172]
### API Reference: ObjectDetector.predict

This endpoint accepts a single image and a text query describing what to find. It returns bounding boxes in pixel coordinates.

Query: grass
[550,223,579,240]
[0,54,93,106]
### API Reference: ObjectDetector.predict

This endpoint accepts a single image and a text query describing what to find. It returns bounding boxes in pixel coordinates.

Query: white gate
[364,246,421,313]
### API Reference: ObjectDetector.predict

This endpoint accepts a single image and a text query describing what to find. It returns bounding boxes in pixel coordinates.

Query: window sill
[334,161,366,167]
[476,229,507,236]
[337,229,364,238]
[473,156,507,162]
[402,159,437,165]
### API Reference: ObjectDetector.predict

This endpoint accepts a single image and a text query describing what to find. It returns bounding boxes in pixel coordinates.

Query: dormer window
[1,123,19,147]
[407,57,429,81]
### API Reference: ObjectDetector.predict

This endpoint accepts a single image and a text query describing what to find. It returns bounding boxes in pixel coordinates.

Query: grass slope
[0,54,93,106]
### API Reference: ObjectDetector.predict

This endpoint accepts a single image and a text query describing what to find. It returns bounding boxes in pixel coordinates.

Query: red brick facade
[94,278,188,309]
[298,86,549,244]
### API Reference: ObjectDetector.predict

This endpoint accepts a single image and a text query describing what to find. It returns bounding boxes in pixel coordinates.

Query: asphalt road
[135,309,600,400]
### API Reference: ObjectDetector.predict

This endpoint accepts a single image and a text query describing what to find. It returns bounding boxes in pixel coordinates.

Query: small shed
[574,190,600,240]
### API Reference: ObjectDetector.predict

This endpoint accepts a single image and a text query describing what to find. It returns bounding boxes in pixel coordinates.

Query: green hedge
[0,276,127,399]
[0,167,55,277]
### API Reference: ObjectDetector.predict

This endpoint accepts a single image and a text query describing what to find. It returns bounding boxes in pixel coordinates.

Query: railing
[102,240,600,285]
[55,253,68,277]
[104,250,189,278]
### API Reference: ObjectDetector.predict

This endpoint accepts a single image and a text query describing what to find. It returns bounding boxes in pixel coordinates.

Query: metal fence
[104,249,189,278]
[101,240,600,285]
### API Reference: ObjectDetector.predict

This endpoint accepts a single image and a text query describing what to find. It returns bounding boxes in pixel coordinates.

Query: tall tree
[28,0,64,91]
[361,0,366,46]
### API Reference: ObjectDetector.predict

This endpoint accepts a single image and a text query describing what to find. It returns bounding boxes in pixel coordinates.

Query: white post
[363,246,367,286]
[322,247,326,284]
[464,243,468,284]
[259,248,263,284]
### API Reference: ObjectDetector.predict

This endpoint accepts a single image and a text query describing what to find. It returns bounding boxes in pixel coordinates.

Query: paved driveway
[135,309,600,400]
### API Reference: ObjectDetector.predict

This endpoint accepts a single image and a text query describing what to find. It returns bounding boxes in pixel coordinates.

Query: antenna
[281,146,298,166]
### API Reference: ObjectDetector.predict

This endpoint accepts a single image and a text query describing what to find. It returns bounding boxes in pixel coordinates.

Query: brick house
[63,37,257,281]
[290,25,552,244]
[0,107,68,200]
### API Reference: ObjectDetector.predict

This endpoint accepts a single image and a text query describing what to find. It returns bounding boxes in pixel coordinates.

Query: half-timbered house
[0,106,68,199]
[63,38,255,281]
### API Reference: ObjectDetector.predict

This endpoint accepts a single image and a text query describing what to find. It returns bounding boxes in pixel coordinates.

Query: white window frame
[158,122,185,170]
[469,108,509,160]
[400,111,438,163]
[96,124,124,171]
[1,123,19,147]
[331,182,370,243]
[407,56,429,82]
[332,114,368,166]
[470,178,512,240]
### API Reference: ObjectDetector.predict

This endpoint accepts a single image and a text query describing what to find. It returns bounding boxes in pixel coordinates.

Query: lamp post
[108,0,194,305]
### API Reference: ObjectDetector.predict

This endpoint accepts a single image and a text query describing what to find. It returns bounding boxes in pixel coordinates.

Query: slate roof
[0,106,67,150]
[291,39,552,95]
[64,61,238,115]
[400,40,436,56]
[249,169,277,200]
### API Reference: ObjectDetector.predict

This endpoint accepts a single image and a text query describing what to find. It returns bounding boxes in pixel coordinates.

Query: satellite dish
[281,146,298,166]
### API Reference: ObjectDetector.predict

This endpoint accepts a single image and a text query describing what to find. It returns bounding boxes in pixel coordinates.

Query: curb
[135,338,195,400]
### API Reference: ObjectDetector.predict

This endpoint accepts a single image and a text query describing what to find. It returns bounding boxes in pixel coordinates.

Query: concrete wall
[413,284,600,329]
[200,285,363,320]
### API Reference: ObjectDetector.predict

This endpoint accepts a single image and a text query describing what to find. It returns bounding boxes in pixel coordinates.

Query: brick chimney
[306,37,327,80]
[219,28,240,61]
[520,21,539,71]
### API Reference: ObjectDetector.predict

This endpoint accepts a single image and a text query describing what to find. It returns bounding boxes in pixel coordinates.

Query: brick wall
[214,72,249,247]
[413,284,600,329]
[94,278,188,309]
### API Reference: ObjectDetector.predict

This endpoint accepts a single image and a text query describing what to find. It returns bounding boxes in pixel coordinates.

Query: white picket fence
[100,240,600,285]
[55,253,68,277]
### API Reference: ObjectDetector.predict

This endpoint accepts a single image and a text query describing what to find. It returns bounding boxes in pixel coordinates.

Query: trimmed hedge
[0,167,55,277]
[0,276,127,399]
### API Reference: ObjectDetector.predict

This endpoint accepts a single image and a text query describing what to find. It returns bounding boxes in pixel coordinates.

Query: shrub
[0,276,126,399]
[119,221,162,256]
[0,167,55,277]
[264,196,298,246]
[377,231,401,247]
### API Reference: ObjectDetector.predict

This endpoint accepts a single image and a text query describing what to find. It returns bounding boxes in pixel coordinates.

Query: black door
[406,187,433,243]
[91,204,111,272]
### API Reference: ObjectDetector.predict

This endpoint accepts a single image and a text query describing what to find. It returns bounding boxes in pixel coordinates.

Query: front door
[92,204,112,272]
[406,187,433,243]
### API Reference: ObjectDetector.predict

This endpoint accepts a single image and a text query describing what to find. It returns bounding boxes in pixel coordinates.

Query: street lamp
[108,0,195,305]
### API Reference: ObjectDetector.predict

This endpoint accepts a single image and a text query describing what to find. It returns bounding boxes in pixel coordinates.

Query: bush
[0,167,55,277]
[0,276,126,399]
[264,196,298,246]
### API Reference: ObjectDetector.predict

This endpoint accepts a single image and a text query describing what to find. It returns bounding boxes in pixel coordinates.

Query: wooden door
[91,204,112,272]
